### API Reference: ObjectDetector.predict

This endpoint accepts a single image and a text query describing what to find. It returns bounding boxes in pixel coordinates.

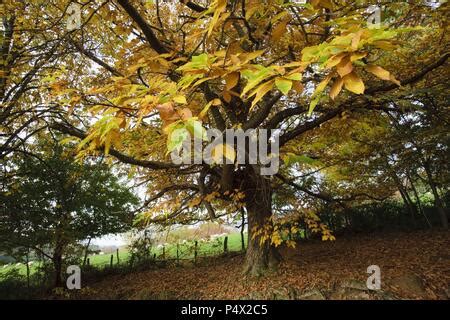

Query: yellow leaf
[271,19,289,42]
[343,72,365,94]
[292,81,304,93]
[314,73,332,96]
[365,65,390,81]
[207,0,227,37]
[390,74,401,86]
[211,98,222,106]
[366,65,401,86]
[225,72,239,90]
[286,240,296,248]
[329,77,344,100]
[178,108,193,120]
[326,53,347,69]
[336,58,353,77]
[351,30,364,50]
[199,100,214,120]
[373,40,397,50]
[249,80,274,110]
[173,95,187,104]
[223,91,232,103]
[350,52,367,62]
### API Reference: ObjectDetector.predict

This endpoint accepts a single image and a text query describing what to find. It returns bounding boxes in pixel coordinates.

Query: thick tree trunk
[242,170,281,276]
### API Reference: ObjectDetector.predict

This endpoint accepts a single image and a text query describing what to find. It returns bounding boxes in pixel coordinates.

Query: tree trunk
[242,169,281,276]
[392,172,417,226]
[83,237,91,266]
[240,208,246,251]
[25,251,30,293]
[53,244,64,288]
[408,173,432,229]
[423,162,448,229]
[398,187,417,227]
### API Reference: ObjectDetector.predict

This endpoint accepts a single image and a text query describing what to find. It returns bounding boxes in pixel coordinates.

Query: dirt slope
[73,230,450,300]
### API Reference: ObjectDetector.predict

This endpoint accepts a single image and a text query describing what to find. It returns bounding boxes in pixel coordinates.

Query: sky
[91,234,127,247]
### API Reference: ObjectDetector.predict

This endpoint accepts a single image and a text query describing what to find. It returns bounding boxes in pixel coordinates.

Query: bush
[319,199,447,234]
[0,268,48,299]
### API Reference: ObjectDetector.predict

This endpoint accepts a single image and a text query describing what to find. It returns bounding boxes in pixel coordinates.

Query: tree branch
[117,0,169,54]
[49,122,179,170]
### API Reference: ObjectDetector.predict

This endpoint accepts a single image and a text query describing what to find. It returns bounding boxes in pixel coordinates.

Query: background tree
[0,138,138,287]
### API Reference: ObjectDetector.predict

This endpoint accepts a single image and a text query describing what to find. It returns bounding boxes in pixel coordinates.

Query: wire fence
[85,235,247,269]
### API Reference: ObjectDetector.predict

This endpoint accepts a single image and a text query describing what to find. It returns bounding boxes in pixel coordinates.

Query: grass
[0,232,247,276]
[154,232,247,260]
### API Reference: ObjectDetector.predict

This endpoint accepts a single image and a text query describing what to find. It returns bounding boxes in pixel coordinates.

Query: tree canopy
[0,140,138,286]
[0,0,448,276]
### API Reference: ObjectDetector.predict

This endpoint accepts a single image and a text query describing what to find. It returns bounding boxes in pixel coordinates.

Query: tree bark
[398,187,417,227]
[83,237,91,266]
[240,208,246,251]
[423,161,448,229]
[53,243,64,287]
[242,169,281,276]
[392,172,417,226]
[25,251,30,293]
[408,173,432,229]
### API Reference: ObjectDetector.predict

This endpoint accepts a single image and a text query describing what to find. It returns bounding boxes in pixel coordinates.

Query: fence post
[110,254,113,268]
[224,236,228,253]
[176,243,180,265]
[87,258,90,266]
[194,240,198,265]
[116,248,120,264]
[162,246,165,260]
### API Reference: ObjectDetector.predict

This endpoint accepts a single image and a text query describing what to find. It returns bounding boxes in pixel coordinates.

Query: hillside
[62,230,450,300]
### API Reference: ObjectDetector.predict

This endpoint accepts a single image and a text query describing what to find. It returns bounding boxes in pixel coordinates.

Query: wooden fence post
[176,243,180,265]
[162,246,165,260]
[110,254,113,267]
[116,248,120,264]
[87,258,90,266]
[224,236,228,253]
[194,240,198,264]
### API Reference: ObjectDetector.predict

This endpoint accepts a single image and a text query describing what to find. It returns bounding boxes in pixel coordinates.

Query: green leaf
[308,94,321,116]
[241,65,275,96]
[167,127,189,153]
[173,95,187,104]
[275,78,292,95]
[176,53,209,72]
[285,73,302,81]
[185,118,207,141]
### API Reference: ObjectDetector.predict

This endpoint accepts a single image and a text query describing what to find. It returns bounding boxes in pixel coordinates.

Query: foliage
[0,0,448,275]
[0,139,138,285]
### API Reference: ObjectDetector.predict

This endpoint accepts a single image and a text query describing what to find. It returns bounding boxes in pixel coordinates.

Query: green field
[0,233,247,276]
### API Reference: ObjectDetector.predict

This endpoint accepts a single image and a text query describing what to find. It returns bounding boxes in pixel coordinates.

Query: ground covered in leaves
[73,230,449,300]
